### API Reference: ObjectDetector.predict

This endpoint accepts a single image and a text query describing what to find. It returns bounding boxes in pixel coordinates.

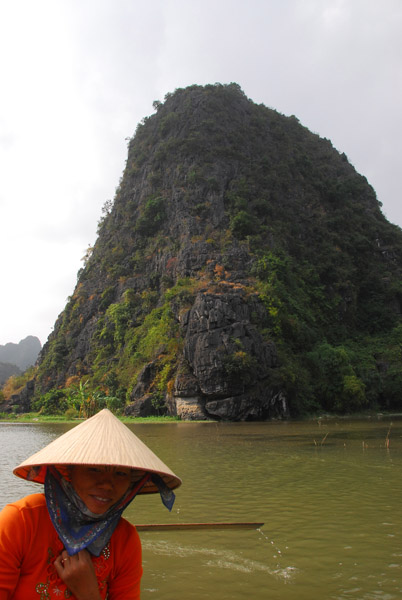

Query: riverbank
[0,410,400,424]
[0,411,183,423]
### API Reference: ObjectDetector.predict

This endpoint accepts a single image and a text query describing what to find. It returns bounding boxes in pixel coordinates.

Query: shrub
[307,342,367,412]
[32,390,68,415]
[135,196,166,235]
[65,407,79,419]
[230,210,258,238]
[339,375,366,412]
[106,396,126,414]
[223,350,258,385]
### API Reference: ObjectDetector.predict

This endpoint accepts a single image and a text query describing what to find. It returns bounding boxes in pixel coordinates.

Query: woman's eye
[116,471,129,478]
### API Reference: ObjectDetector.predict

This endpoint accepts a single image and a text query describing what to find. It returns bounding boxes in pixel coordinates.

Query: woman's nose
[97,473,115,488]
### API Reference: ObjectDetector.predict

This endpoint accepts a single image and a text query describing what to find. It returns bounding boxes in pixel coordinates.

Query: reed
[385,422,393,448]
[314,432,329,446]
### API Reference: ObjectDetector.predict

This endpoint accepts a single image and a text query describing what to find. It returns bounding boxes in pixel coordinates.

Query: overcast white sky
[0,0,401,347]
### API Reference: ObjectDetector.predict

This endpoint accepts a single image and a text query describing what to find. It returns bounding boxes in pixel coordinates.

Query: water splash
[141,539,297,582]
[257,527,285,557]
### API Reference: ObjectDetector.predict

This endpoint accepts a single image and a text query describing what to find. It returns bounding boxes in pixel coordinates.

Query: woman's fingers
[54,549,101,599]
[54,550,68,574]
[56,550,95,574]
[55,549,89,577]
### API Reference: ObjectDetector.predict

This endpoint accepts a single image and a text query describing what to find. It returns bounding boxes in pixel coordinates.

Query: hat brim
[13,409,181,494]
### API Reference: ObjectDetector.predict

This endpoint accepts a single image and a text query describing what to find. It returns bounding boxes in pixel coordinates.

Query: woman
[0,409,181,599]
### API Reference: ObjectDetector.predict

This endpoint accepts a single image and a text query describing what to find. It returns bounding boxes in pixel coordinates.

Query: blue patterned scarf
[45,467,150,556]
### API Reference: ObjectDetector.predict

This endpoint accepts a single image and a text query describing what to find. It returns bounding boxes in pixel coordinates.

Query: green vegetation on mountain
[4,83,402,419]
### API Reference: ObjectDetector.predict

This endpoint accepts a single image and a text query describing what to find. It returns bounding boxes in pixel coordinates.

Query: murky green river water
[1,417,402,599]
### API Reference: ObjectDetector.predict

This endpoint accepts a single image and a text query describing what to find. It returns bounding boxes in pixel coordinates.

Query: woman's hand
[54,549,102,600]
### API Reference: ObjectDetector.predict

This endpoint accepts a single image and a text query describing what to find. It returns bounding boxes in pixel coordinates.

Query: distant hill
[0,362,22,386]
[0,336,41,371]
[10,83,402,420]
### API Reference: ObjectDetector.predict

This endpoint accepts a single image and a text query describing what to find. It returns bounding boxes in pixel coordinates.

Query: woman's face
[70,465,133,514]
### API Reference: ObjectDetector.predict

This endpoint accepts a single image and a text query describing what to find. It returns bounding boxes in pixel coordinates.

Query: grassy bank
[0,412,183,423]
[2,410,399,424]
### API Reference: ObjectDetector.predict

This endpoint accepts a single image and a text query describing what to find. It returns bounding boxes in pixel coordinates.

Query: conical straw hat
[13,409,181,494]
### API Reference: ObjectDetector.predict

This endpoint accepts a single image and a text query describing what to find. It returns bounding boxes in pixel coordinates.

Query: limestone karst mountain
[0,362,22,386]
[0,336,41,371]
[12,84,402,419]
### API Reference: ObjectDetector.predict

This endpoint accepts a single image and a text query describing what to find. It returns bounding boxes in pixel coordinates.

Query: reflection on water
[1,417,402,599]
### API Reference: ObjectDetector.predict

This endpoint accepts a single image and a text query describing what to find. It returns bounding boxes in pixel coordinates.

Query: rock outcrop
[127,288,283,420]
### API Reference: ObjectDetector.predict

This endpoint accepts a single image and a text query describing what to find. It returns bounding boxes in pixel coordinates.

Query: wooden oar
[136,522,264,531]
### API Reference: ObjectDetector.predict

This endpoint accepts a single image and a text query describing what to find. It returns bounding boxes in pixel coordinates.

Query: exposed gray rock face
[183,291,276,393]
[205,389,288,420]
[128,288,285,421]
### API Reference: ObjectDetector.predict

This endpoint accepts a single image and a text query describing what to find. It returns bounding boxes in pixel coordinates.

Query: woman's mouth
[90,495,113,508]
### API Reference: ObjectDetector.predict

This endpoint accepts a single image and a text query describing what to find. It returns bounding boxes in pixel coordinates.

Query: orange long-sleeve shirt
[0,493,142,599]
